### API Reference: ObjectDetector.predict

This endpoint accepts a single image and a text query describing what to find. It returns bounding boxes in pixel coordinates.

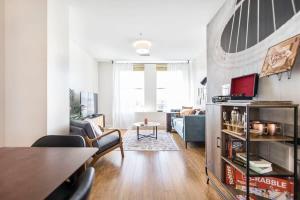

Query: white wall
[191,58,207,108]
[98,62,113,127]
[0,0,4,146]
[47,0,70,135]
[190,28,207,108]
[144,64,157,112]
[4,0,47,146]
[69,41,98,93]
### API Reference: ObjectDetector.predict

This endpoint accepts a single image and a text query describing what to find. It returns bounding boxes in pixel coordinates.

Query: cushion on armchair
[70,120,100,148]
[84,118,103,136]
[97,134,120,154]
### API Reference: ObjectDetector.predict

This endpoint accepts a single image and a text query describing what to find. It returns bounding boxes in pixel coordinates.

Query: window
[119,66,144,112]
[156,65,189,111]
[119,64,189,112]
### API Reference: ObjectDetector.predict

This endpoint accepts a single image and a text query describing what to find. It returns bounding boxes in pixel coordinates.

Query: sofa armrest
[183,115,205,141]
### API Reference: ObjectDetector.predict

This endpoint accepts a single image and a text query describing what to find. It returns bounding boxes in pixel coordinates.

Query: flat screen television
[80,91,98,118]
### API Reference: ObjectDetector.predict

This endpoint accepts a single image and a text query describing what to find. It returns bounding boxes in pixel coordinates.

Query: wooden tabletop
[0,147,98,200]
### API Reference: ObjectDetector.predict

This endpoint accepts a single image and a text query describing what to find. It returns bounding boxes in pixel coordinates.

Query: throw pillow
[182,106,193,110]
[180,109,194,116]
[195,110,201,115]
[84,118,103,137]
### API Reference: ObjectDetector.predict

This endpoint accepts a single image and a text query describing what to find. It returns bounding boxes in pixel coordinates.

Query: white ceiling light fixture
[133,33,152,56]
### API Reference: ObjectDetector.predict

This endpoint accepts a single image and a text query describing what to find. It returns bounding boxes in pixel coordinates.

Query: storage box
[230,73,259,99]
[225,164,294,199]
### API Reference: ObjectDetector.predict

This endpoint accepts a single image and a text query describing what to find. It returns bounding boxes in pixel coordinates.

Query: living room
[0,0,300,200]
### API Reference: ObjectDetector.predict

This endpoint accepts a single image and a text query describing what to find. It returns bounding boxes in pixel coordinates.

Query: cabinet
[206,104,222,180]
[86,114,105,128]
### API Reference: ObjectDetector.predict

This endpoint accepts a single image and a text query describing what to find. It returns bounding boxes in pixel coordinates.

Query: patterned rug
[122,130,180,151]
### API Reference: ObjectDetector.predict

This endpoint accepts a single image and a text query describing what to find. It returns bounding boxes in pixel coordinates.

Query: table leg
[156,126,157,139]
[137,126,139,140]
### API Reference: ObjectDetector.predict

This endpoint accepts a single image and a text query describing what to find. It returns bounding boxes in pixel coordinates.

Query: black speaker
[200,77,207,86]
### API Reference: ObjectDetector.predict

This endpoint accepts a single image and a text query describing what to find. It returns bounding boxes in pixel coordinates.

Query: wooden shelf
[222,129,294,142]
[222,129,245,140]
[219,101,298,108]
[221,156,294,177]
[223,123,244,129]
[207,103,298,200]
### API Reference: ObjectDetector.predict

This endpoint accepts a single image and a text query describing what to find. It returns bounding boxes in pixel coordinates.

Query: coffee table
[133,122,160,140]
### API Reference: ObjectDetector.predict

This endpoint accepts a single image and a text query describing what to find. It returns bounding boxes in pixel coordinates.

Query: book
[227,138,245,159]
[233,157,273,174]
[250,165,273,174]
[233,157,247,167]
[236,153,272,168]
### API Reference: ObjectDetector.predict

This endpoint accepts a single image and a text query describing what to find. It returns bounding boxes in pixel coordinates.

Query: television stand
[85,114,105,129]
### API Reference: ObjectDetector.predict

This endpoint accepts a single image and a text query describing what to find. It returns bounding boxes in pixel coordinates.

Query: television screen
[80,91,98,118]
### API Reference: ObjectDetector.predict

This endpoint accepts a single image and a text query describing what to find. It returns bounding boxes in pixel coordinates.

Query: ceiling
[69,0,225,61]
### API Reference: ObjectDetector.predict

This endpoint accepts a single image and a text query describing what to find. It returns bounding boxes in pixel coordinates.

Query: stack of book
[234,153,273,174]
[227,138,245,159]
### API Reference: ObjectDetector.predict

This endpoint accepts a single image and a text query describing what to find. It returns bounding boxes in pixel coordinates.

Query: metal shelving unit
[206,102,299,200]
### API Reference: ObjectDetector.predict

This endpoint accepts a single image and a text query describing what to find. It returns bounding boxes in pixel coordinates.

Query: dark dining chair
[70,167,95,200]
[46,167,95,200]
[31,135,86,147]
[32,135,93,200]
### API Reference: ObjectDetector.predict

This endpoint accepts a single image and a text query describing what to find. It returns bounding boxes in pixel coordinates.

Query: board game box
[225,164,294,199]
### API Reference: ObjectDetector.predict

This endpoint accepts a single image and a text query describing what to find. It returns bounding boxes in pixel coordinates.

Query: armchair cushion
[96,133,120,154]
[70,120,100,148]
[84,118,103,136]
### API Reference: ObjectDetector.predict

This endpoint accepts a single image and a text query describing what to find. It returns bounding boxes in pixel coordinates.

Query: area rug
[122,130,180,151]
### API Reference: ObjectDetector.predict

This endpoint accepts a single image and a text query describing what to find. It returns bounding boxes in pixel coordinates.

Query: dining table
[0,147,98,200]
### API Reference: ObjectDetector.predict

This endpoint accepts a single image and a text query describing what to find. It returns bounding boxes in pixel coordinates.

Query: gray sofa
[172,114,205,148]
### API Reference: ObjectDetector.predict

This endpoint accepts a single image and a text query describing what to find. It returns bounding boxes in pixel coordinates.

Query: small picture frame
[260,34,300,78]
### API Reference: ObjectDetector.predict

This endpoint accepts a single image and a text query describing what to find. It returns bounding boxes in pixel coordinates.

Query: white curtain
[166,63,191,109]
[112,63,135,129]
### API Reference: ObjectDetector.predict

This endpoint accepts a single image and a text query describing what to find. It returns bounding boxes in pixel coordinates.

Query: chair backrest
[70,120,100,148]
[31,135,86,147]
[70,167,95,200]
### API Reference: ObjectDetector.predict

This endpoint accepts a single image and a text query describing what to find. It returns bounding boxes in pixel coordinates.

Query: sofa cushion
[180,109,194,116]
[97,134,120,154]
[182,106,193,109]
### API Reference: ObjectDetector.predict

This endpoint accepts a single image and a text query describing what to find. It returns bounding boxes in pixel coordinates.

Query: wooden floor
[89,130,221,200]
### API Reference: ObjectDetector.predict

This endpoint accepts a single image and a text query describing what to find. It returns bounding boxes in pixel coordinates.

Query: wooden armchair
[84,129,124,166]
[70,120,124,166]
